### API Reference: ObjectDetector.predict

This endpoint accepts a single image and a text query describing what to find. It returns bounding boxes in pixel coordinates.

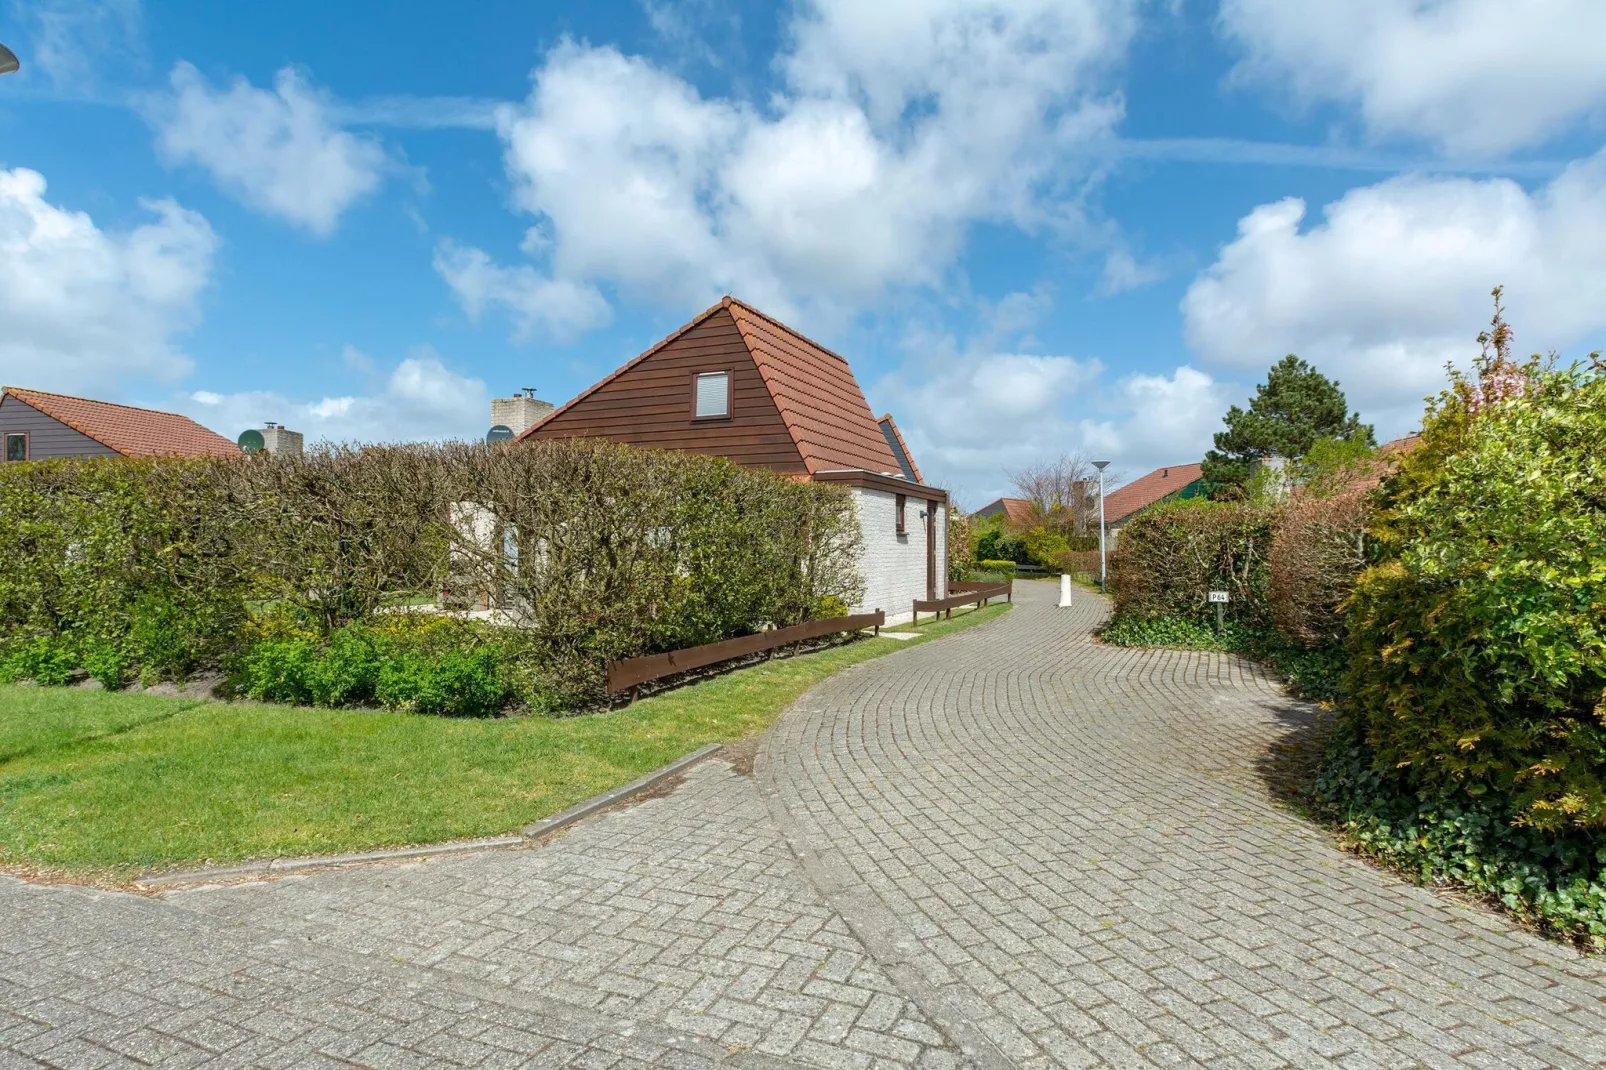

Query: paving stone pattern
[761,581,1606,1068]
[5,580,1606,1068]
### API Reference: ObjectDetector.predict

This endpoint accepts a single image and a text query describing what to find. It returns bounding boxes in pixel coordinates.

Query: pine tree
[1201,355,1373,498]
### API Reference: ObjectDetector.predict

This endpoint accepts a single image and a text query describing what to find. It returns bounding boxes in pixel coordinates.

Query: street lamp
[1092,460,1110,593]
[0,44,18,76]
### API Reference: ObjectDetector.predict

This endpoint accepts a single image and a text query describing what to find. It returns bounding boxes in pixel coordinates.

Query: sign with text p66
[1208,590,1229,603]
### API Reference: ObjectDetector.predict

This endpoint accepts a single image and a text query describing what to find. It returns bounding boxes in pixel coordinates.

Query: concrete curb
[520,742,723,838]
[135,742,725,890]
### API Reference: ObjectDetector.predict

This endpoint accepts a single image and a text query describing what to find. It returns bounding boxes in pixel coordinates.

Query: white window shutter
[695,372,729,418]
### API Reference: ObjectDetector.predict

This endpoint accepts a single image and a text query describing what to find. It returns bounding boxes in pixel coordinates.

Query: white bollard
[1058,572,1073,608]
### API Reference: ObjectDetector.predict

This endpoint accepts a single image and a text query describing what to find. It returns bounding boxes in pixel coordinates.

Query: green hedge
[1107,499,1277,632]
[0,440,862,710]
[976,560,1018,581]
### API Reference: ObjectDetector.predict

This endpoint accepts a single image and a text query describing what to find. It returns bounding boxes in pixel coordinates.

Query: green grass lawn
[0,602,1008,880]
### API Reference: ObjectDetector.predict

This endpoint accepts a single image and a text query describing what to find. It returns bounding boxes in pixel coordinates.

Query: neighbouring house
[972,497,1037,529]
[0,387,241,462]
[1102,462,1205,544]
[521,296,948,624]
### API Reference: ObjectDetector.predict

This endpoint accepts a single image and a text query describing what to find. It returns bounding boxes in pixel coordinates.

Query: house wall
[849,486,946,626]
[0,396,118,460]
[528,308,808,474]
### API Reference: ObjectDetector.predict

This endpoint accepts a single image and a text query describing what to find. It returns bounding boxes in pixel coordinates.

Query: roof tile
[3,387,241,459]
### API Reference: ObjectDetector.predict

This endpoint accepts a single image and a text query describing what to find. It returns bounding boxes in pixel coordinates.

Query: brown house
[0,387,240,462]
[523,296,948,620]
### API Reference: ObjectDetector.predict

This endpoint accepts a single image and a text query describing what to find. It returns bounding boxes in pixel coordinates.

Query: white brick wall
[849,487,947,625]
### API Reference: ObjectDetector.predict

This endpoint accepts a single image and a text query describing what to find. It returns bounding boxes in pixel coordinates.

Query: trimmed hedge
[1107,499,1277,633]
[0,440,862,710]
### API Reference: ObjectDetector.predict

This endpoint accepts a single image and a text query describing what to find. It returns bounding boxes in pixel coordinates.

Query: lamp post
[0,44,18,76]
[1092,460,1110,593]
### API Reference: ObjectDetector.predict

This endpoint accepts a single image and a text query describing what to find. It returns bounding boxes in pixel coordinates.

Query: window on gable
[4,433,25,462]
[693,371,731,419]
[896,494,907,535]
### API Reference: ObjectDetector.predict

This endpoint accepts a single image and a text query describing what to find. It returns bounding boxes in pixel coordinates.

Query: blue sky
[2,0,1604,503]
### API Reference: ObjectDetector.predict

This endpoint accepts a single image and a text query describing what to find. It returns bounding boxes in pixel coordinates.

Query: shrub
[977,560,1018,581]
[1342,343,1606,832]
[1020,526,1070,569]
[0,635,79,686]
[973,526,1027,565]
[1107,499,1278,632]
[236,638,320,706]
[376,646,506,717]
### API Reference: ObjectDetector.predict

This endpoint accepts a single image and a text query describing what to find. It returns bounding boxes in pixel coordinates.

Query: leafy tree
[1202,355,1373,498]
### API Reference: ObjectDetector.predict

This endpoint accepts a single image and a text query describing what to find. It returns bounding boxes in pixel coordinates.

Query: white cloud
[490,0,1136,323]
[1182,149,1606,437]
[865,285,1231,502]
[1219,0,1606,157]
[433,239,611,341]
[0,167,216,393]
[178,347,488,446]
[148,62,387,236]
[12,0,142,92]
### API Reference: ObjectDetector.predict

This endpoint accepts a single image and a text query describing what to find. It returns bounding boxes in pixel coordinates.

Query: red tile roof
[2,387,241,459]
[522,296,904,477]
[1103,462,1204,524]
[724,299,900,475]
[973,497,1038,529]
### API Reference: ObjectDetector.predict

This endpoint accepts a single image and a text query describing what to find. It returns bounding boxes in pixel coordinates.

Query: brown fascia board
[812,468,948,502]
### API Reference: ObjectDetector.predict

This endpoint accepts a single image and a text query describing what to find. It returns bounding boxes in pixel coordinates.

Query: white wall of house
[849,486,946,625]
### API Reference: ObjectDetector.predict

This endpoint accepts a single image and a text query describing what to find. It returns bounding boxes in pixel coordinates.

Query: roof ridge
[3,386,202,421]
[720,295,849,365]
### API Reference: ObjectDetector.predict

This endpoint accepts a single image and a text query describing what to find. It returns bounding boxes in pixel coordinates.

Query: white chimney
[491,388,554,435]
[261,422,303,456]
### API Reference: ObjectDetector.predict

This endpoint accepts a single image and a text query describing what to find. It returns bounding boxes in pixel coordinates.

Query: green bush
[1020,526,1070,569]
[236,638,320,707]
[0,635,79,686]
[1342,345,1606,832]
[973,526,1027,565]
[977,560,1018,581]
[376,646,506,717]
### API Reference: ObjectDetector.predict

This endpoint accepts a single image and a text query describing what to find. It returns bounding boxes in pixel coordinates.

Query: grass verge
[0,602,1009,881]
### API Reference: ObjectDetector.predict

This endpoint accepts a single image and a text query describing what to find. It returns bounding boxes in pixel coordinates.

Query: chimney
[491,388,554,435]
[261,422,303,456]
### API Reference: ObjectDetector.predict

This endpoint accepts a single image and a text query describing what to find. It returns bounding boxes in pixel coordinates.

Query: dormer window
[692,371,731,420]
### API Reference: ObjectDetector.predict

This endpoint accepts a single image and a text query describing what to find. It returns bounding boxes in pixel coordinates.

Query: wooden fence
[911,581,1012,626]
[605,611,886,695]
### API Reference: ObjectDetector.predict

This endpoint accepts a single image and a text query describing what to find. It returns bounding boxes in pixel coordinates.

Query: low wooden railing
[911,581,1012,626]
[605,611,886,695]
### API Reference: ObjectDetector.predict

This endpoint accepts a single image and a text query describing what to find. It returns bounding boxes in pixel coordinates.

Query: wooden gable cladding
[526,308,808,473]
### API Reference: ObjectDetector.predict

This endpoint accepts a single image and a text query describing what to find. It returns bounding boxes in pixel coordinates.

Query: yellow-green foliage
[1345,351,1606,831]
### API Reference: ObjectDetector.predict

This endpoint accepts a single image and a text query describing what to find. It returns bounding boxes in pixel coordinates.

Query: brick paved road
[5,581,1606,1068]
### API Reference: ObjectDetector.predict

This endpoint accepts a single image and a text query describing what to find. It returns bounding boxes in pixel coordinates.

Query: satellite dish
[237,428,265,454]
[0,44,18,76]
[486,424,514,444]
